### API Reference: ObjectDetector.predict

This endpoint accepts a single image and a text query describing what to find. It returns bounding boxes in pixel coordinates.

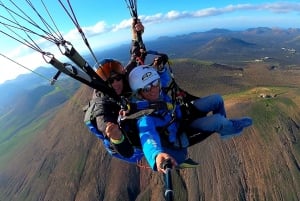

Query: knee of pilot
[212,94,224,103]
[213,113,225,121]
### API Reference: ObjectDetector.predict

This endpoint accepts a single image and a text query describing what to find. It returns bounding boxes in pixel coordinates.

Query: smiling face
[139,79,160,101]
[108,74,124,95]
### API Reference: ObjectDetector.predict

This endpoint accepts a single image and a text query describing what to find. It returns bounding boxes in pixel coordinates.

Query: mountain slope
[93,27,300,66]
[183,87,300,201]
[0,86,144,201]
[1,59,300,201]
[0,67,58,113]
[1,27,300,201]
[0,79,80,144]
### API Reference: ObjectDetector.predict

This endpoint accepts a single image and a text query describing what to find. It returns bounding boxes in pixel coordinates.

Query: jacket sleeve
[137,116,163,170]
[94,111,134,158]
[158,64,173,89]
[124,40,139,74]
[92,91,134,158]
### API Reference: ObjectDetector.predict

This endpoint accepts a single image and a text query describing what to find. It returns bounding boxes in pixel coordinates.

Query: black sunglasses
[141,79,160,93]
[107,74,123,84]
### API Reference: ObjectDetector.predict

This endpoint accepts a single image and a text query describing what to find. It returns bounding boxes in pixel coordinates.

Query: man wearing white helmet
[128,65,252,173]
[129,65,183,172]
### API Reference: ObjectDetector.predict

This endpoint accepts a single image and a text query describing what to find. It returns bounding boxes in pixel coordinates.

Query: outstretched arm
[125,19,145,73]
[137,116,178,172]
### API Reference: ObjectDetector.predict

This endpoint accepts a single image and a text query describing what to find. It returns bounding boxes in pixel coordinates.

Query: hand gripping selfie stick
[162,159,174,201]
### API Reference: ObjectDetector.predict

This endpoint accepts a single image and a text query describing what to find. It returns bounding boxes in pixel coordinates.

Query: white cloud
[0,51,46,84]
[189,3,300,18]
[112,19,131,32]
[137,2,300,24]
[260,2,300,13]
[63,21,107,41]
[83,21,107,35]
[166,10,181,19]
[4,2,300,51]
[142,13,164,23]
[1,2,300,84]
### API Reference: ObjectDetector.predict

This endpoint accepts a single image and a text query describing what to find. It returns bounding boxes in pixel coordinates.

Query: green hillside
[0,59,299,201]
[0,80,80,170]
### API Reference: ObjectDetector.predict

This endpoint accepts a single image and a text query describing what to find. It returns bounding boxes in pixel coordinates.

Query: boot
[220,117,252,139]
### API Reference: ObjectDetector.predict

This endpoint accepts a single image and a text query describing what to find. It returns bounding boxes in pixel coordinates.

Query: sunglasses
[107,74,123,84]
[141,79,160,93]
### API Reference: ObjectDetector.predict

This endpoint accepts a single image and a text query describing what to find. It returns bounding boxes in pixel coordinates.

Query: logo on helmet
[142,72,153,81]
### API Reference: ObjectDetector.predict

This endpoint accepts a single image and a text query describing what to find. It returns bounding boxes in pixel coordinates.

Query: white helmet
[129,65,160,92]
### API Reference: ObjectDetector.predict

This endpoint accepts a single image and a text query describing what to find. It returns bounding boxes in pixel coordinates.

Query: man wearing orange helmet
[84,20,146,162]
[91,59,137,158]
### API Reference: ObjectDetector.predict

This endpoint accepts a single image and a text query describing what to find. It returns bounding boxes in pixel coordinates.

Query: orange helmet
[95,59,124,81]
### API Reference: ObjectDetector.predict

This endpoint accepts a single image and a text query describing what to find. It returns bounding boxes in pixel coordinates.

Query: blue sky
[0,0,300,84]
